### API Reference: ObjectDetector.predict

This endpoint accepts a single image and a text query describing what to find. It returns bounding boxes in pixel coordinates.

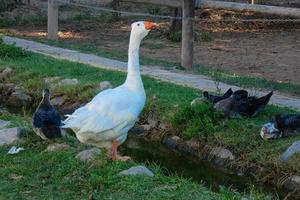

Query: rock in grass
[76,148,101,162]
[0,128,21,146]
[50,95,67,106]
[46,143,70,152]
[190,97,206,107]
[210,147,235,161]
[0,67,13,80]
[59,78,79,86]
[98,81,112,91]
[44,76,60,84]
[8,90,32,106]
[119,166,154,177]
[283,175,300,191]
[280,141,300,162]
[0,120,10,128]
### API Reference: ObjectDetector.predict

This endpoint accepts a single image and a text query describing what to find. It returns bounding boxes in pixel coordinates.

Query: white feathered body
[62,84,146,148]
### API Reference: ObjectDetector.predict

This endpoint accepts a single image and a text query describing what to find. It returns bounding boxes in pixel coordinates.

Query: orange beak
[144,21,159,30]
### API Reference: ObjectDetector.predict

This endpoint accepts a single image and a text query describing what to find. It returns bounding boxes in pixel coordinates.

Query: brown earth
[1,3,300,85]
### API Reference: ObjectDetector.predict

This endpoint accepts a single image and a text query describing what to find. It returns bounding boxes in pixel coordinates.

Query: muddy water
[122,135,285,199]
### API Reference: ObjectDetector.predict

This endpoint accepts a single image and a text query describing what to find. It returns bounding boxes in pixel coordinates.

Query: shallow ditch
[122,134,287,199]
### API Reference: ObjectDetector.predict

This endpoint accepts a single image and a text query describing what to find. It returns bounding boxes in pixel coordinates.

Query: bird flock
[31,21,300,161]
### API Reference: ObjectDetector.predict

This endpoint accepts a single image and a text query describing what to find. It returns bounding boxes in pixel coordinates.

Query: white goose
[62,21,158,161]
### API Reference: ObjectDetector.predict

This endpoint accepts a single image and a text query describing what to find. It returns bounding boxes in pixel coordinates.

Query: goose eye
[137,23,140,26]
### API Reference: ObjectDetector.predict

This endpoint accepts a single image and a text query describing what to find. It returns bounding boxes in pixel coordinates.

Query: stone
[46,143,70,152]
[119,166,154,177]
[210,147,235,161]
[76,148,101,162]
[0,120,10,128]
[0,83,17,93]
[280,141,300,162]
[0,67,13,79]
[130,126,145,135]
[186,139,200,149]
[0,128,21,146]
[50,96,66,106]
[163,136,181,150]
[283,175,300,191]
[190,97,206,107]
[98,81,112,91]
[44,76,60,84]
[59,78,79,86]
[8,90,32,106]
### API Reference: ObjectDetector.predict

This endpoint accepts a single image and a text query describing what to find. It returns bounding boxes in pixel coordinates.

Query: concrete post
[48,0,58,40]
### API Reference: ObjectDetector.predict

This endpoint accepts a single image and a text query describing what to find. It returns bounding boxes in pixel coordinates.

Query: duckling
[214,90,273,118]
[203,88,233,104]
[260,114,300,140]
[32,89,62,140]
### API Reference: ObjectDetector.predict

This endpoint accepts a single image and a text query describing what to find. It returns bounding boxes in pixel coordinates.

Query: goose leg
[110,140,131,161]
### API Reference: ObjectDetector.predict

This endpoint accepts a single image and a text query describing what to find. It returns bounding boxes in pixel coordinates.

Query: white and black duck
[260,114,300,140]
[32,89,62,140]
[203,89,273,117]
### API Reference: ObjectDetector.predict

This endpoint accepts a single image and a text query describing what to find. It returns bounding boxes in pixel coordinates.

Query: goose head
[131,21,158,41]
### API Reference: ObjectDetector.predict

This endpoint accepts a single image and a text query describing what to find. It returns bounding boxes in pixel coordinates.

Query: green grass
[0,112,267,199]
[0,41,299,198]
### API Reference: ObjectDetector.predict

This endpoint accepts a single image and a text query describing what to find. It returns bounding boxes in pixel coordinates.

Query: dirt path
[3,35,300,111]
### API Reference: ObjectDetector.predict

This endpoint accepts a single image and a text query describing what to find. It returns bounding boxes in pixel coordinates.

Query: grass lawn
[0,39,299,198]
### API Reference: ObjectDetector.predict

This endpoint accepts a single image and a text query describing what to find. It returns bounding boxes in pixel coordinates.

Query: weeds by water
[172,102,223,140]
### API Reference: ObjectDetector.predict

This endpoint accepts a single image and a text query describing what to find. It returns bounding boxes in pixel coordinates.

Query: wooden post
[48,0,58,40]
[181,0,194,69]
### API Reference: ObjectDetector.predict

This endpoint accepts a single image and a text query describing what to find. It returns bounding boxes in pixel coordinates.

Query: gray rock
[44,76,60,84]
[76,148,101,162]
[0,67,13,79]
[0,120,10,128]
[46,143,70,152]
[59,78,79,86]
[283,175,300,191]
[50,96,66,106]
[0,83,17,93]
[8,90,32,106]
[280,141,300,162]
[0,128,21,146]
[98,81,112,91]
[119,166,154,177]
[210,147,235,160]
[190,97,206,107]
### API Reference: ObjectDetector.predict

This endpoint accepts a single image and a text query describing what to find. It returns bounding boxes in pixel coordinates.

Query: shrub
[0,37,29,58]
[172,102,223,140]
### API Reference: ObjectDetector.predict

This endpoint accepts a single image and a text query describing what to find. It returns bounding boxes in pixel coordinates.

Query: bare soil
[1,4,300,85]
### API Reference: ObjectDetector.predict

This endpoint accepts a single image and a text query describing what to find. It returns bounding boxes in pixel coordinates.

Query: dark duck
[32,89,62,140]
[260,114,300,140]
[203,89,273,118]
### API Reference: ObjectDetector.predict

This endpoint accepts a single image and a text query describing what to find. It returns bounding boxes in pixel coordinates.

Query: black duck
[32,89,62,140]
[212,89,273,117]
